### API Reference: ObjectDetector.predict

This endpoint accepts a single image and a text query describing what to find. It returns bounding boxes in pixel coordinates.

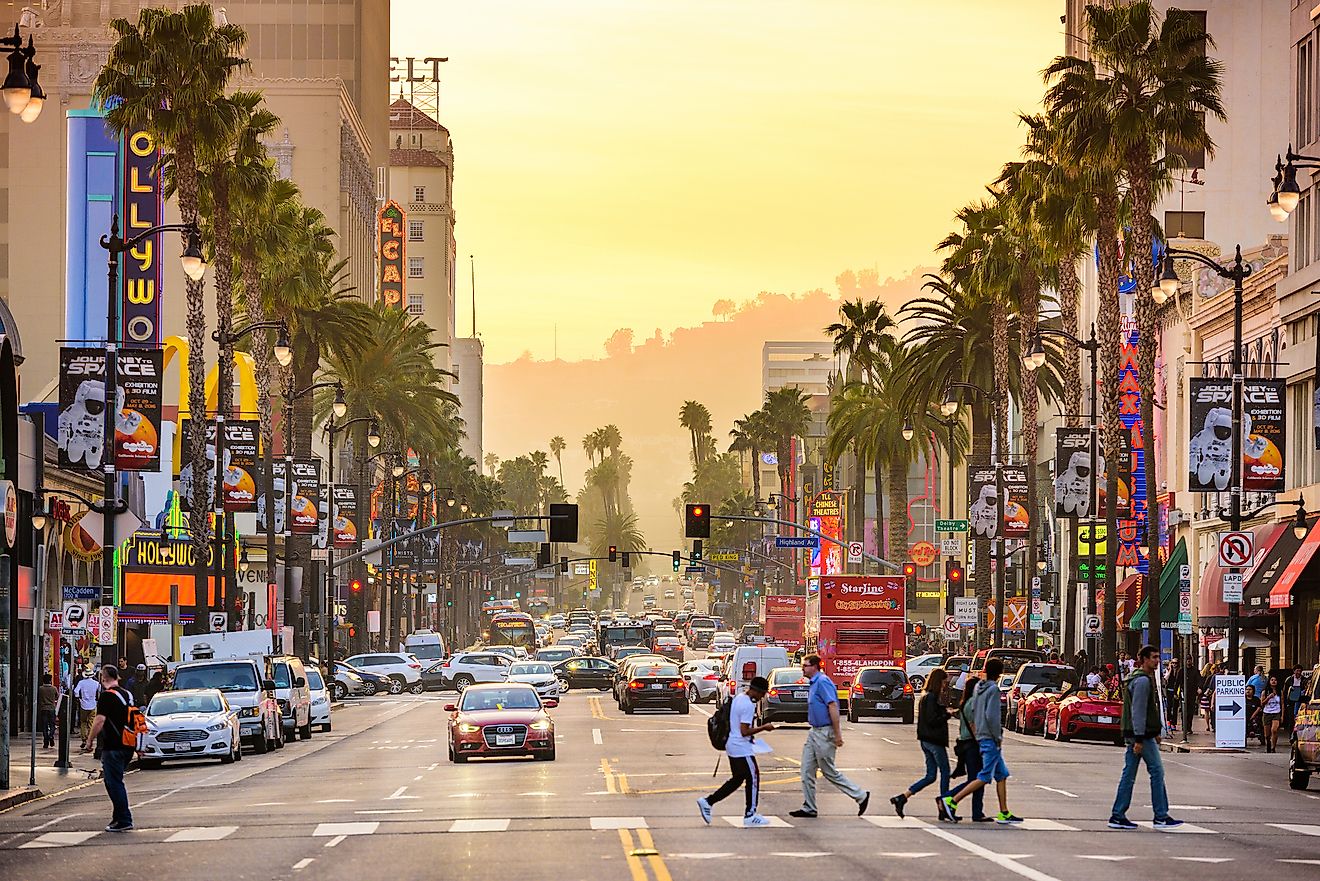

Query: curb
[1160,741,1246,754]
[0,787,41,811]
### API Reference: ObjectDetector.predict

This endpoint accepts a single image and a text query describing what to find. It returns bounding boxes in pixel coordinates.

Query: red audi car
[1014,688,1062,735]
[446,683,557,763]
[1043,687,1123,744]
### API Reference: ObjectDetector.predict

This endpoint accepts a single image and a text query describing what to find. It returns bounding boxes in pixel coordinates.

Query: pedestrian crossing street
[12,818,1320,849]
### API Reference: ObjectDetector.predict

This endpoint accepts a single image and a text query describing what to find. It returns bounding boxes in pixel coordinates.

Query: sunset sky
[391,1,1064,365]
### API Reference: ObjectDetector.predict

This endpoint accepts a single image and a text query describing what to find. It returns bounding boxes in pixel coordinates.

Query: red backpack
[110,688,148,749]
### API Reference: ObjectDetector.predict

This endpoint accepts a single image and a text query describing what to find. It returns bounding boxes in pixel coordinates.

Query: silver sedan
[680,659,723,704]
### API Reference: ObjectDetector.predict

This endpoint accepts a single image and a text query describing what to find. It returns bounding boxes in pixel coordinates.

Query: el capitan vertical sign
[378,200,406,309]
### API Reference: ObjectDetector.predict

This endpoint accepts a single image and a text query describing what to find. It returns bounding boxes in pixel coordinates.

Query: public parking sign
[1214,674,1246,749]
[1217,531,1253,568]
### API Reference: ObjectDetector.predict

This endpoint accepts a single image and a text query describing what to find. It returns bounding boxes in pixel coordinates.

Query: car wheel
[331,681,346,701]
[909,675,925,691]
[623,702,635,715]
[299,721,313,741]
[1289,748,1311,791]
[536,747,556,761]
[688,685,699,703]
[1006,711,1016,732]
[454,675,474,692]
[252,733,268,755]
[902,709,914,725]
[1056,728,1070,743]
[274,724,286,749]
[221,745,236,764]
[388,678,405,695]
[321,723,332,733]
[362,681,378,696]
[847,708,858,724]
[235,739,243,761]
[409,682,426,695]
[678,702,690,715]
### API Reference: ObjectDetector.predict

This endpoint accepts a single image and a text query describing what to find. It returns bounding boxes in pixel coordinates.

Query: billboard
[289,458,322,535]
[1000,465,1030,541]
[221,420,259,512]
[121,128,164,344]
[58,347,163,473]
[808,490,844,577]
[1055,427,1098,519]
[378,200,406,309]
[332,485,359,548]
[968,465,1000,541]
[1188,378,1286,493]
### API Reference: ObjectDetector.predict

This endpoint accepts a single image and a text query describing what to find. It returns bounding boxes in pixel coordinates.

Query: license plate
[793,690,808,699]
[651,683,665,690]
[240,724,259,735]
[874,702,891,709]
[1098,715,1113,724]
[172,743,192,752]
[495,734,515,746]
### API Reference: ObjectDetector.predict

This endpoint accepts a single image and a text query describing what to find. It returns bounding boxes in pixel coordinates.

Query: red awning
[1270,518,1320,609]
[1199,522,1285,622]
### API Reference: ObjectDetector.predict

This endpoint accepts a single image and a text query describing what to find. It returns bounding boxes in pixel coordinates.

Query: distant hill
[484,266,932,549]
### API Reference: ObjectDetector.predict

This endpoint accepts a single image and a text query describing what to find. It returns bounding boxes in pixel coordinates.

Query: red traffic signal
[902,561,917,578]
[945,559,964,584]
[350,578,363,593]
[685,503,711,539]
[608,545,618,563]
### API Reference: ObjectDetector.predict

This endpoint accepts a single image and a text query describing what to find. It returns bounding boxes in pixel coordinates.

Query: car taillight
[1010,687,1020,698]
[851,684,864,696]
[703,673,718,681]
[408,663,421,669]
[768,687,780,697]
[628,681,644,690]
[440,660,450,668]
[903,683,913,695]
[671,681,685,690]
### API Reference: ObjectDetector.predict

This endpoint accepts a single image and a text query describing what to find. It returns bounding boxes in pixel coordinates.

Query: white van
[717,645,791,706]
[404,630,447,664]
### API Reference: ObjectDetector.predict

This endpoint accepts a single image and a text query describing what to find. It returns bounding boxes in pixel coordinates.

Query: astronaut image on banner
[1189,407,1248,492]
[257,473,286,534]
[969,483,999,541]
[179,438,222,511]
[59,379,125,471]
[1055,449,1106,518]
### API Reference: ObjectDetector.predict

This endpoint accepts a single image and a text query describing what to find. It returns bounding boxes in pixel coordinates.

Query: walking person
[697,676,775,827]
[73,669,100,748]
[789,654,870,818]
[1108,645,1183,830]
[947,676,990,822]
[890,668,952,818]
[1284,665,1307,731]
[939,658,1022,824]
[1164,658,1182,731]
[82,664,137,832]
[37,674,59,749]
[1260,676,1283,753]
[1245,685,1264,747]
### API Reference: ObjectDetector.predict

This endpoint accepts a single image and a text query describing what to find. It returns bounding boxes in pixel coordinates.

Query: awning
[1199,521,1282,624]
[1243,522,1304,613]
[1206,630,1274,651]
[1128,538,1188,629]
[1115,573,1141,629]
[1270,517,1320,609]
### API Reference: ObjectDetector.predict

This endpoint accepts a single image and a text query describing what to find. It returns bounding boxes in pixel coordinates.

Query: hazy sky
[391,1,1063,364]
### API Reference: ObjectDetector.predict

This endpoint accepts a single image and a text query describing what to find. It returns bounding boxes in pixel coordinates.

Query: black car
[334,661,392,697]
[420,660,452,692]
[554,656,617,691]
[760,666,811,724]
[620,662,689,714]
[847,666,915,723]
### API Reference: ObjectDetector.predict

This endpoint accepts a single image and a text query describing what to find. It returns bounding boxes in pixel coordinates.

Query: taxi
[1289,664,1318,790]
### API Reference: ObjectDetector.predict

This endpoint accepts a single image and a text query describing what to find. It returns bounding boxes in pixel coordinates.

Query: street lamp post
[1026,324,1100,660]
[1156,245,1252,673]
[321,413,377,660]
[99,217,205,656]
[1,25,46,124]
[903,414,960,619]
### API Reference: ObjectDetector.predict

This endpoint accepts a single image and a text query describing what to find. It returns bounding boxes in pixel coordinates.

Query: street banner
[1054,427,1098,519]
[256,459,287,534]
[378,200,407,309]
[120,128,164,345]
[419,529,440,571]
[967,465,1000,541]
[289,458,321,535]
[1189,378,1286,493]
[177,419,215,512]
[58,347,164,473]
[391,517,416,563]
[222,420,259,512]
[1000,465,1030,541]
[1315,334,1320,450]
[332,485,359,548]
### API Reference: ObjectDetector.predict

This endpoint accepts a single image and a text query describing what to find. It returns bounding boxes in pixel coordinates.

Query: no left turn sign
[1218,531,1253,568]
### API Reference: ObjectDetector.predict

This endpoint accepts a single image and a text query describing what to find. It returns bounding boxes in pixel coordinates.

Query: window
[408,220,424,241]
[1300,35,1314,147]
[413,186,426,202]
[407,290,424,316]
[1297,190,1313,272]
[1167,112,1205,169]
[1185,10,1208,59]
[1163,211,1205,239]
[408,256,424,278]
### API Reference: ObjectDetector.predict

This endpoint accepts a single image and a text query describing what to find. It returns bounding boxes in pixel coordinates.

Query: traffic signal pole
[711,514,898,572]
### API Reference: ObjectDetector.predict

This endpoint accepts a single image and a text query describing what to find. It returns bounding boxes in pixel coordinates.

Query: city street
[1,684,1317,881]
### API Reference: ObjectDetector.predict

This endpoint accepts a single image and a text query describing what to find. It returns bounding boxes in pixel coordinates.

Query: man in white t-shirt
[697,676,774,827]
[73,672,101,747]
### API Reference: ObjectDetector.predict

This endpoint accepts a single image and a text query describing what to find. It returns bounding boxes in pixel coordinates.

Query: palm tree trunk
[1059,255,1084,429]
[887,459,908,571]
[874,457,885,560]
[240,245,275,637]
[750,446,762,501]
[213,176,236,629]
[990,300,1010,453]
[1020,272,1040,648]
[971,400,992,647]
[291,328,318,653]
[1097,189,1123,667]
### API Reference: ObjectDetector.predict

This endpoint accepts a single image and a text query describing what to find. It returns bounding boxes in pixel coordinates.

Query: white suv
[342,652,423,693]
[436,651,512,690]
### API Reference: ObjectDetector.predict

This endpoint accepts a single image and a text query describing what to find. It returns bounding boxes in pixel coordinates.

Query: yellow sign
[1077,525,1108,556]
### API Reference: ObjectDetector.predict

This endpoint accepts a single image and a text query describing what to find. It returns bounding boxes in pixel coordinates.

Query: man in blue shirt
[788,655,869,819]
[1246,665,1267,697]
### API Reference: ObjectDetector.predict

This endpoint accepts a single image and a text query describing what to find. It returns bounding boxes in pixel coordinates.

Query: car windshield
[272,663,292,688]
[509,663,554,676]
[772,668,808,685]
[174,663,259,693]
[459,688,542,712]
[978,651,1042,674]
[537,649,574,661]
[859,669,905,686]
[1018,666,1078,689]
[633,664,680,678]
[148,693,223,716]
[306,669,324,690]
[407,643,445,661]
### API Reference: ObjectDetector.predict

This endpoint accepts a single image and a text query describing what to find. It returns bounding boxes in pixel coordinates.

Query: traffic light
[608,545,618,563]
[903,561,917,604]
[537,542,552,567]
[913,622,927,637]
[549,502,579,543]
[685,503,711,539]
[350,578,363,593]
[672,550,681,572]
[622,551,631,569]
[559,555,569,574]
[692,539,703,562]
[944,559,964,615]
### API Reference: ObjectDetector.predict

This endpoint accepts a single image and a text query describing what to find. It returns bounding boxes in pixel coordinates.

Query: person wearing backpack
[82,664,140,832]
[698,676,775,827]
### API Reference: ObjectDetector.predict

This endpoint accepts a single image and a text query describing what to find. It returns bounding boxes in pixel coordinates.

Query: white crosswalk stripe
[312,822,378,837]
[20,831,101,849]
[721,815,793,828]
[589,817,648,829]
[165,826,238,843]
[1135,821,1215,834]
[448,819,510,833]
[1269,824,1320,837]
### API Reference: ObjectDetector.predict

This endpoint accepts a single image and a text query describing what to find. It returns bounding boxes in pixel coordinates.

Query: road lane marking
[1279,859,1320,865]
[30,814,81,831]
[313,822,378,838]
[864,816,938,830]
[1270,824,1320,837]
[165,826,237,842]
[923,825,1059,881]
[251,802,287,807]
[1173,857,1232,863]
[1011,818,1078,831]
[671,853,735,859]
[1034,784,1078,798]
[882,737,900,745]
[771,851,833,857]
[591,816,648,829]
[20,831,100,848]
[449,819,511,833]
[878,852,937,858]
[635,828,674,881]
[1077,855,1134,861]
[293,858,315,870]
[721,815,792,827]
[1135,821,1215,834]
[617,829,649,881]
[316,799,355,803]
[384,787,418,800]
[593,728,603,745]
[602,759,617,794]
[356,809,422,815]
[413,775,423,781]
[323,835,346,848]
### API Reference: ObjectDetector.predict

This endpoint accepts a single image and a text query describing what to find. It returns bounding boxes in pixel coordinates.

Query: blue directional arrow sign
[774,536,819,549]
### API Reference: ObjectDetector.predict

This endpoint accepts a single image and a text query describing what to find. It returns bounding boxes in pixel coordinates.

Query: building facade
[451,336,483,466]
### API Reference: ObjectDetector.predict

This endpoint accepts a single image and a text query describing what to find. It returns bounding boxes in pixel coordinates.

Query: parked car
[270,655,313,740]
[171,658,283,754]
[1289,664,1319,790]
[619,661,689,714]
[328,663,367,700]
[1044,686,1123,744]
[1004,663,1079,730]
[680,659,723,704]
[306,667,332,733]
[341,652,423,693]
[847,666,915,723]
[969,648,1045,680]
[403,630,447,664]
[138,688,242,767]
[1015,687,1062,736]
[446,684,557,763]
[435,650,513,691]
[555,656,618,690]
[905,653,945,690]
[760,666,811,724]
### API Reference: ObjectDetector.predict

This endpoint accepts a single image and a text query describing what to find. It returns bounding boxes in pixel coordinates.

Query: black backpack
[707,698,733,750]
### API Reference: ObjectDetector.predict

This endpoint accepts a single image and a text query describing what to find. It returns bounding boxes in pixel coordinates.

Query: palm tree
[96,4,247,630]
[825,298,895,384]
[679,401,713,469]
[600,425,623,459]
[761,387,812,522]
[484,453,500,477]
[549,436,566,486]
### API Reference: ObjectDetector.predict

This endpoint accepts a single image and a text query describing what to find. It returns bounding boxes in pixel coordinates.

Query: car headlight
[530,720,552,731]
[239,707,260,718]
[206,722,229,732]
[457,723,481,733]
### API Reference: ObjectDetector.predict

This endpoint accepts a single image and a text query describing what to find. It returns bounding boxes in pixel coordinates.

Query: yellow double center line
[618,828,672,881]
[600,758,630,794]
[589,696,613,720]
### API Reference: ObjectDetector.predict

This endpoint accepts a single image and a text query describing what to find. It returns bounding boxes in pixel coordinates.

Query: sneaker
[858,792,870,816]
[1153,816,1184,829]
[696,797,712,826]
[1107,816,1137,830]
[788,809,817,819]
[995,811,1024,824]
[942,796,959,822]
[936,797,952,822]
[744,813,772,828]
[890,793,907,818]
[972,815,994,823]
[104,823,133,833]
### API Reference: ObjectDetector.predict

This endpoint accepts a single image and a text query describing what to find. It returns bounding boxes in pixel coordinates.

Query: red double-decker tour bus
[761,594,807,653]
[805,575,907,703]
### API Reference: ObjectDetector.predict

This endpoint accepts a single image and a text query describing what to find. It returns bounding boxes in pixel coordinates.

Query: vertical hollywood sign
[378,200,406,309]
[122,129,163,344]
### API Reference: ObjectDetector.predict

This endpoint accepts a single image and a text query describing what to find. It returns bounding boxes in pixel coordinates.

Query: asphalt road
[2,672,1318,880]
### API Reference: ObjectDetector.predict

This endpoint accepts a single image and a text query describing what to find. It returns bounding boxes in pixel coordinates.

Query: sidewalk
[1158,720,1290,755]
[1,732,105,811]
